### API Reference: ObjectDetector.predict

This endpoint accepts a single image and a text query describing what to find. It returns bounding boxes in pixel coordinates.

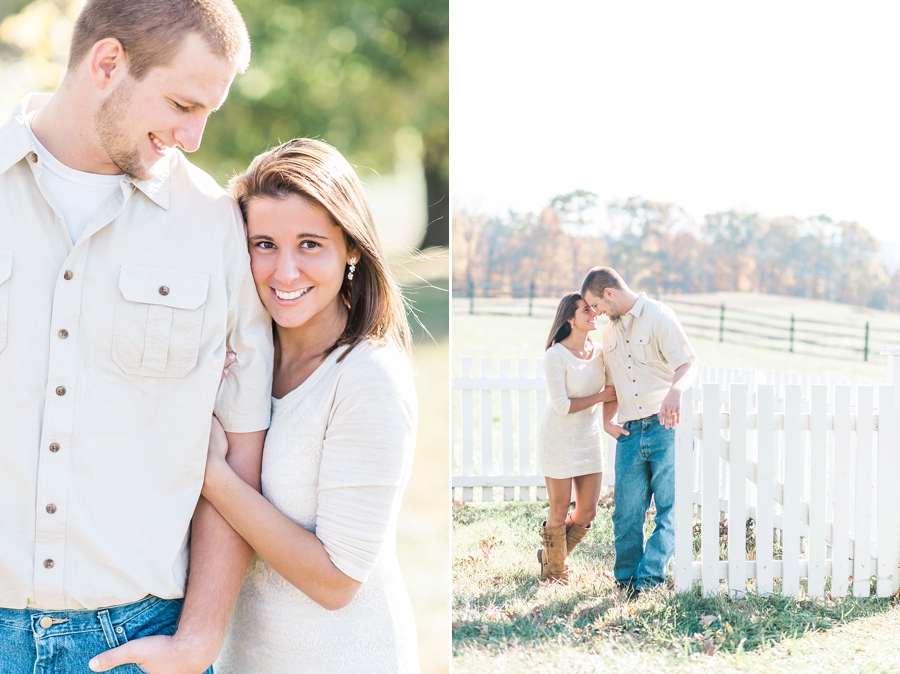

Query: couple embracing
[537,267,698,594]
[0,1,418,672]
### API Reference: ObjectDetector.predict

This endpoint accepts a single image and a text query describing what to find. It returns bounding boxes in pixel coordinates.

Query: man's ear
[88,38,127,91]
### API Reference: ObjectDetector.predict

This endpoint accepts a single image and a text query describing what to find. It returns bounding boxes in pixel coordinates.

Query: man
[0,1,273,672]
[581,267,697,593]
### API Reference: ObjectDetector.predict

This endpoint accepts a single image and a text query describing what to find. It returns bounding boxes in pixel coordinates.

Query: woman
[205,139,419,672]
[537,292,616,584]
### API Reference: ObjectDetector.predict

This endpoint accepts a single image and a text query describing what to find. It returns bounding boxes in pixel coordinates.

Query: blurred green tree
[196,0,448,249]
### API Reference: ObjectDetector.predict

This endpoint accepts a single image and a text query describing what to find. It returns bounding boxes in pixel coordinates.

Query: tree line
[453,192,900,311]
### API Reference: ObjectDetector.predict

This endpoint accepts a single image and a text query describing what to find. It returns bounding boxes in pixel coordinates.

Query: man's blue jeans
[0,595,213,673]
[613,413,676,588]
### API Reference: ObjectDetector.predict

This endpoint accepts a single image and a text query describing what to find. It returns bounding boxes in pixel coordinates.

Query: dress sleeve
[315,346,417,583]
[543,347,571,416]
[213,205,274,433]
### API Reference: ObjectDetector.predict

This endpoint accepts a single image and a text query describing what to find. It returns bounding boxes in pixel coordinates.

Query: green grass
[453,502,900,673]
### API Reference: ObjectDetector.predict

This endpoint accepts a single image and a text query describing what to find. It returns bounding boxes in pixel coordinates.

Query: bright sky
[451,1,900,244]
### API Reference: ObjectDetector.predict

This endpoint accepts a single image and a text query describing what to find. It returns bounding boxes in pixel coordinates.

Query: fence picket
[782,385,802,596]
[480,357,493,502]
[832,386,851,598]
[675,385,696,592]
[535,360,547,501]
[877,386,898,596]
[702,384,721,597]
[461,357,474,502]
[756,385,775,595]
[728,384,748,597]
[807,386,827,597]
[500,359,514,502]
[517,359,532,501]
[853,387,874,596]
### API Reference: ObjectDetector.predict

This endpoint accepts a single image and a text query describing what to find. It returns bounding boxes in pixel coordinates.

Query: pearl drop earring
[347,257,357,281]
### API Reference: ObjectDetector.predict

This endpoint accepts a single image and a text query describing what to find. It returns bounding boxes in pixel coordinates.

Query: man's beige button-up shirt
[603,293,696,423]
[0,95,273,610]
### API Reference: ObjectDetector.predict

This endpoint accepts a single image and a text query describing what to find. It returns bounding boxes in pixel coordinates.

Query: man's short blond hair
[68,0,251,80]
[580,266,628,298]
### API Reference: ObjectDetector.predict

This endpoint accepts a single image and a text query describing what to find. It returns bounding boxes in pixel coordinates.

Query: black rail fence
[456,281,898,362]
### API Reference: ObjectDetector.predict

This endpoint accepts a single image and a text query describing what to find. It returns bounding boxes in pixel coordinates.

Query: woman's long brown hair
[230,138,411,361]
[545,292,582,350]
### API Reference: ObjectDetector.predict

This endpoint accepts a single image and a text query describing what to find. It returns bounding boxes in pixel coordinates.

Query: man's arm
[90,430,265,674]
[603,396,629,438]
[658,360,698,429]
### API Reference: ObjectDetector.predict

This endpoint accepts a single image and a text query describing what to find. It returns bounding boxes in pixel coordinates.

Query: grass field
[395,253,450,674]
[452,290,900,673]
[452,292,900,382]
[452,502,900,674]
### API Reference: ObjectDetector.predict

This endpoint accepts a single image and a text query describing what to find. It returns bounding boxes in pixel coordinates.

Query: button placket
[34,247,90,608]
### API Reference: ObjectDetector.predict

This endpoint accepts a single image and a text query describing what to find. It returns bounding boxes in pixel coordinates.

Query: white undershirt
[26,113,124,244]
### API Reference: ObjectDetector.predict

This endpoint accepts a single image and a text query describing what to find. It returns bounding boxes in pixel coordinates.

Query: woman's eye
[256,241,275,250]
[299,240,321,250]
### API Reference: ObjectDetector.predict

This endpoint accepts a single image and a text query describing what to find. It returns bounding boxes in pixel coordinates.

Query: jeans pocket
[97,609,150,674]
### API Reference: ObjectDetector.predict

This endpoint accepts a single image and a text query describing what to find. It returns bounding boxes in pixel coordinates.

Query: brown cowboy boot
[565,514,592,555]
[539,520,569,584]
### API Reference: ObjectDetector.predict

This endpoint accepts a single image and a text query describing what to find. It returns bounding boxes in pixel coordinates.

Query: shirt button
[43,559,54,569]
[626,339,630,343]
[39,616,53,629]
[635,393,638,396]
[55,386,66,396]
[58,329,68,339]
[46,504,57,514]
[158,286,170,296]
[28,152,38,163]
[115,626,124,634]
[49,443,60,452]
[63,270,73,280]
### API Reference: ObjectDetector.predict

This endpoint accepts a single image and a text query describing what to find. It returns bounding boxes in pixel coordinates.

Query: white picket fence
[452,350,900,597]
[452,357,571,502]
[678,377,900,598]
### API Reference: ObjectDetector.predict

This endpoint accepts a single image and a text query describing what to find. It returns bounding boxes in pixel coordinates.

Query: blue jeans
[0,595,213,674]
[613,414,676,588]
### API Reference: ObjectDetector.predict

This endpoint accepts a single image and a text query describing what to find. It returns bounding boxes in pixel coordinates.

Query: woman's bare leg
[570,472,603,527]
[544,476,574,527]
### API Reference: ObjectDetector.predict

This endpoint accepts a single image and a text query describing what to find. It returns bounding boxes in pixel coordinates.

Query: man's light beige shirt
[603,293,696,423]
[0,95,273,610]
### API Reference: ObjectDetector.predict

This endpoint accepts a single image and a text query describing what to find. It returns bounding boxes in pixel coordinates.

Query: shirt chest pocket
[604,337,622,369]
[112,265,210,378]
[633,332,661,364]
[0,251,11,353]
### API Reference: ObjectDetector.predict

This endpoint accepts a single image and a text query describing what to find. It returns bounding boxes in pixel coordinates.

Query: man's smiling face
[94,33,235,179]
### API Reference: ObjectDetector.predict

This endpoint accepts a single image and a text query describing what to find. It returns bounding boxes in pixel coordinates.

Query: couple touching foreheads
[536,267,698,594]
[0,0,419,672]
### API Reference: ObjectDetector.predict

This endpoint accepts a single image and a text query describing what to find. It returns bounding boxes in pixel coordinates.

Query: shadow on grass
[453,502,897,658]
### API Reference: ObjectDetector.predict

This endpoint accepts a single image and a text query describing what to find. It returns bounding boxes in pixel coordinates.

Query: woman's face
[246,194,355,331]
[570,299,599,332]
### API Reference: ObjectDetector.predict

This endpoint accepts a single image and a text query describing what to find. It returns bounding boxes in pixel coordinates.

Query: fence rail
[455,288,899,362]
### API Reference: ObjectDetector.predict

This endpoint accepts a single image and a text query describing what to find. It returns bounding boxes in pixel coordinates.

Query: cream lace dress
[216,341,419,673]
[537,342,606,479]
